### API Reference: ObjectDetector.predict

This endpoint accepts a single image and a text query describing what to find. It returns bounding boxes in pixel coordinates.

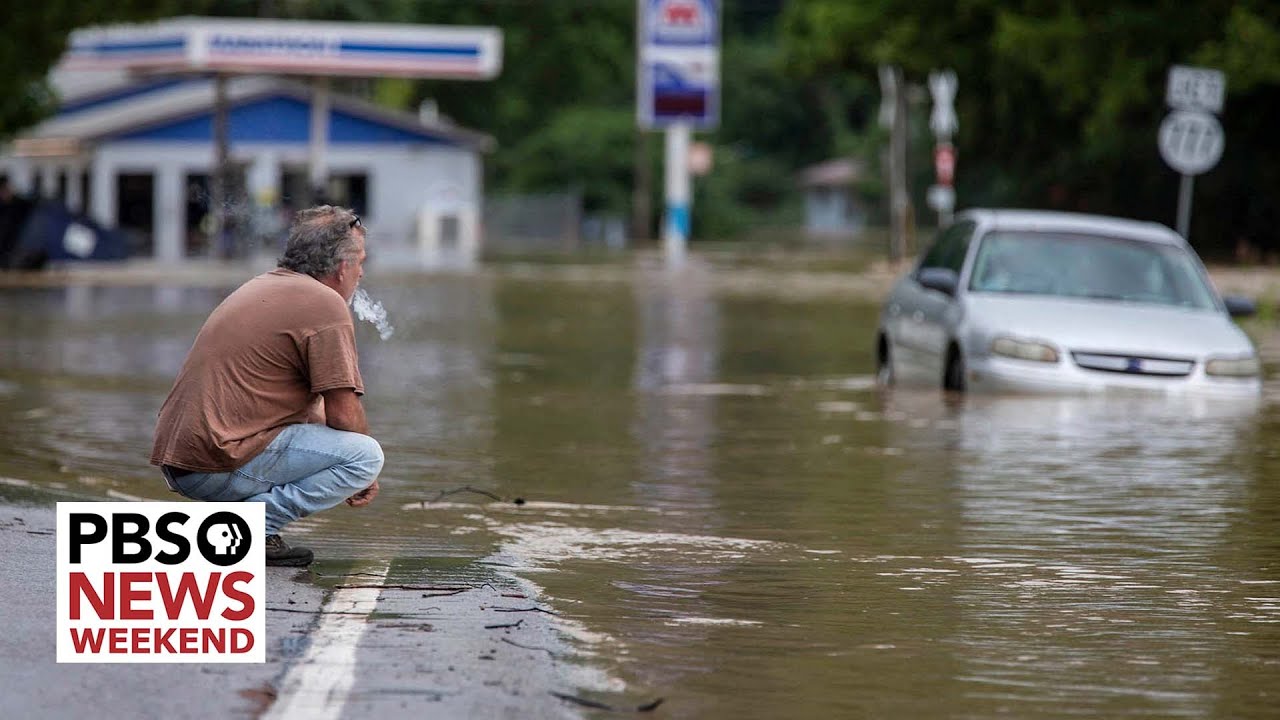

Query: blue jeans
[165,423,384,535]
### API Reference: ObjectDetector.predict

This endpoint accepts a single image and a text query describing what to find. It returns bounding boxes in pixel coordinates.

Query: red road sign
[664,2,699,25]
[934,143,956,186]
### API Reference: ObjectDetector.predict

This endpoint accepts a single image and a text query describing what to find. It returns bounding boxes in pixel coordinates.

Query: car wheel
[944,344,966,392]
[877,335,894,387]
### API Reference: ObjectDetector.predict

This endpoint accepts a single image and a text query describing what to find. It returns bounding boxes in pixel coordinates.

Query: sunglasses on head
[349,214,362,229]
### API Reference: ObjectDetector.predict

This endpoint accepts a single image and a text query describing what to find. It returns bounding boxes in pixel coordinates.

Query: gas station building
[0,17,501,268]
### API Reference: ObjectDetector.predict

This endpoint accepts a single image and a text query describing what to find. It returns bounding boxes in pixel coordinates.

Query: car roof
[957,209,1185,246]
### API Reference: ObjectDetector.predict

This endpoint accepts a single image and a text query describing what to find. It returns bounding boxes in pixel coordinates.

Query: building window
[116,173,154,257]
[280,170,368,217]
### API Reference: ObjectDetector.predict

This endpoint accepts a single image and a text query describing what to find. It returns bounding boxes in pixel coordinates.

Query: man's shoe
[265,534,314,567]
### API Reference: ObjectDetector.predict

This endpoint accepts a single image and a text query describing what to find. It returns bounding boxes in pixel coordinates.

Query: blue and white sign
[64,18,503,80]
[638,0,719,129]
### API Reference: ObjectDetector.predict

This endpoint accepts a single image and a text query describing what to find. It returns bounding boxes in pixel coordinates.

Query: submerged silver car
[876,210,1261,395]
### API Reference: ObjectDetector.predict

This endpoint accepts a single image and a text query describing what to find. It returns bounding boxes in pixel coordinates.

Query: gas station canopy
[63,16,503,80]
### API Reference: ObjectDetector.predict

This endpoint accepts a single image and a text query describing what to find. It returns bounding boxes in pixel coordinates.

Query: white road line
[263,562,389,720]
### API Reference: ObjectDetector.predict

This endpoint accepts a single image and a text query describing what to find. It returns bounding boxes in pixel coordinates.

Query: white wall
[354,144,482,268]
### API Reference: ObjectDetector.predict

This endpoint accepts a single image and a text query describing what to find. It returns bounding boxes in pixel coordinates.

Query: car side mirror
[1222,295,1256,318]
[917,267,959,297]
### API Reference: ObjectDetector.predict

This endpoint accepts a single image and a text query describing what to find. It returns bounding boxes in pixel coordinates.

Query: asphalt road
[0,500,593,719]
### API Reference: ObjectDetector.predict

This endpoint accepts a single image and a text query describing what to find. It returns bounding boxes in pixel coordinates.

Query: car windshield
[968,231,1219,310]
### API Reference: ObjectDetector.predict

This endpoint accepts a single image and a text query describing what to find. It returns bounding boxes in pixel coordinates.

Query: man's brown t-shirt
[151,269,364,472]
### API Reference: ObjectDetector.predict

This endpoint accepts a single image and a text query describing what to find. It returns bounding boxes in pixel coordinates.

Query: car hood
[964,294,1255,357]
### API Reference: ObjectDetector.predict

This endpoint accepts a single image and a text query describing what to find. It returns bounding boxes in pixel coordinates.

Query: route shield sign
[638,0,720,129]
[1158,110,1224,176]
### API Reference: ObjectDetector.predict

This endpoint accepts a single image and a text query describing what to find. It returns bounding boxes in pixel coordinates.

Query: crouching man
[151,205,382,566]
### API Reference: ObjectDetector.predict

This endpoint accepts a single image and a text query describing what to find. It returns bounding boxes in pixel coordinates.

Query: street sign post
[638,0,720,265]
[1159,65,1226,239]
[927,69,958,225]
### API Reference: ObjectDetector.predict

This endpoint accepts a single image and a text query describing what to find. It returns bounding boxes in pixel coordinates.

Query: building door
[116,173,154,258]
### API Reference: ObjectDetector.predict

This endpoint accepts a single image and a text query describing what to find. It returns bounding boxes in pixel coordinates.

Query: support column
[247,151,281,257]
[154,162,184,263]
[38,164,57,199]
[90,159,116,227]
[65,163,85,213]
[7,159,34,195]
[308,77,331,203]
[247,151,280,207]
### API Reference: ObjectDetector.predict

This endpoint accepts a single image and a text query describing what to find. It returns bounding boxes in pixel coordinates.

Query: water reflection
[0,285,229,487]
[629,260,736,713]
[0,285,225,382]
[883,391,1274,718]
[633,258,720,513]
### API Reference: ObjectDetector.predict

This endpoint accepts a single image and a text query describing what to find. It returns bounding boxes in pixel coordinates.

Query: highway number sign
[1166,66,1226,114]
[1158,110,1223,176]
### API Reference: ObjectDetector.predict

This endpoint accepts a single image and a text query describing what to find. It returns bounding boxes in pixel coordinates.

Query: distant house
[0,70,492,268]
[799,158,867,240]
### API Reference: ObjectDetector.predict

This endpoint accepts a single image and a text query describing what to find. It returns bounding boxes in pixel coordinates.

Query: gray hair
[277,205,363,278]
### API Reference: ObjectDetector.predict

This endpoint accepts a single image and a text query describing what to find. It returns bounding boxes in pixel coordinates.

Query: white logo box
[56,502,265,663]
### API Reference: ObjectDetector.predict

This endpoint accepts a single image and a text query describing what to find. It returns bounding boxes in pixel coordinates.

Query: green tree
[782,0,1280,255]
[503,106,636,213]
[0,1,182,139]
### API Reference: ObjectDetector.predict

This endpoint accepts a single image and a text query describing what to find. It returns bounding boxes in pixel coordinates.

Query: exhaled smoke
[351,287,394,341]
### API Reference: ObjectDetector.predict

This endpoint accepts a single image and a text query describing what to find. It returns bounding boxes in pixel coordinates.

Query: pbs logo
[197,512,253,566]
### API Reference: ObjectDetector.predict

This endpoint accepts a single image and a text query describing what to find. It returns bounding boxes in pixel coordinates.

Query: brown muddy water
[2,258,1279,718]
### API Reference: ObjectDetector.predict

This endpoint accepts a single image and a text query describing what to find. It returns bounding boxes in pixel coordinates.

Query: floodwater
[2,258,1279,718]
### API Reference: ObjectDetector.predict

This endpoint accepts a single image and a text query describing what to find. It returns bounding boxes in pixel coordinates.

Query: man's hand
[346,479,379,507]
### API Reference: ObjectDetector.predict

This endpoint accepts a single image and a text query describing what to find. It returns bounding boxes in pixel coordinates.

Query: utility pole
[631,129,652,242]
[879,65,912,263]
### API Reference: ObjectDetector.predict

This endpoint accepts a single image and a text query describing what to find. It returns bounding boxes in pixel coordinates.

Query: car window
[918,221,976,274]
[968,231,1218,310]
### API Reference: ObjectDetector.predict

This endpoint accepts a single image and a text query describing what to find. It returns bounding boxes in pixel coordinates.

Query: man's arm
[321,388,368,435]
[320,388,378,506]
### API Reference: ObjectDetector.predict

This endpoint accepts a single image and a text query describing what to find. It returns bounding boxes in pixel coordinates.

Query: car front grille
[1071,352,1195,377]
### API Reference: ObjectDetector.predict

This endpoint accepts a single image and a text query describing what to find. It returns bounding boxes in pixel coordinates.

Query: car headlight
[1204,355,1261,377]
[990,336,1060,363]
